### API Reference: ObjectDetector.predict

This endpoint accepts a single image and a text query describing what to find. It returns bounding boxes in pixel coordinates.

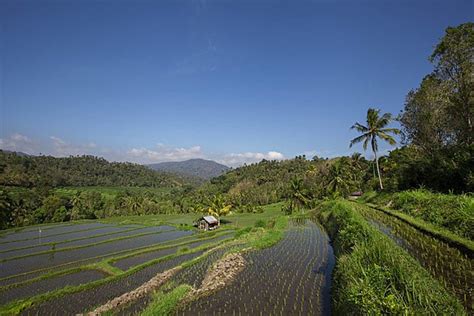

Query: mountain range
[147,158,230,180]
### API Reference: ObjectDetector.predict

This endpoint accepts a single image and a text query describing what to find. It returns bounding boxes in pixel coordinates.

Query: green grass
[360,201,474,253]
[361,189,474,240]
[315,199,465,315]
[141,284,192,316]
[220,202,284,228]
[99,202,284,229]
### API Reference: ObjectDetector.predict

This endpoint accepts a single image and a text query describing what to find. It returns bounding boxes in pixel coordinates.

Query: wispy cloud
[50,136,97,156]
[171,38,218,75]
[0,133,287,167]
[127,144,204,164]
[217,151,285,167]
[0,133,36,153]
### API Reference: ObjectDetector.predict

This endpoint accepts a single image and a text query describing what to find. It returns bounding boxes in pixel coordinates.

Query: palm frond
[366,108,380,128]
[363,136,370,151]
[377,132,397,145]
[380,127,401,135]
[349,134,368,148]
[351,122,368,132]
[376,112,392,128]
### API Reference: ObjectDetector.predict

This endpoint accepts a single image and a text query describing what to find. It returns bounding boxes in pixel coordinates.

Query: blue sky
[1,0,472,166]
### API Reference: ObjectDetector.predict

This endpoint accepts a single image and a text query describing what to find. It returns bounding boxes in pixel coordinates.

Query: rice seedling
[316,199,466,315]
[177,220,334,315]
[356,203,473,312]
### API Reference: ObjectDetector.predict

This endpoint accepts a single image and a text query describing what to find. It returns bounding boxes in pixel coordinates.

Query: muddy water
[359,205,473,312]
[178,220,335,315]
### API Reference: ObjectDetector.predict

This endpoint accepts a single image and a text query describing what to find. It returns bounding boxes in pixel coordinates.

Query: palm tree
[288,177,309,212]
[350,108,400,190]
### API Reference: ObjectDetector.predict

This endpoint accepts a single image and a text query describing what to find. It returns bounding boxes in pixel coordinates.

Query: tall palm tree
[350,108,400,190]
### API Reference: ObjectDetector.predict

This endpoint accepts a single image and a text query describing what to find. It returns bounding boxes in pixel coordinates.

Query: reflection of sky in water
[366,218,407,247]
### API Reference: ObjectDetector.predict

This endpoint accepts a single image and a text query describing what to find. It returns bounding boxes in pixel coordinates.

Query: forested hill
[0,151,189,188]
[148,159,229,179]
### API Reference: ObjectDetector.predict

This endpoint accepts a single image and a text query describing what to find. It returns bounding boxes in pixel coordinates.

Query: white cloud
[49,136,99,156]
[218,151,285,167]
[1,133,287,168]
[127,144,204,164]
[0,133,35,153]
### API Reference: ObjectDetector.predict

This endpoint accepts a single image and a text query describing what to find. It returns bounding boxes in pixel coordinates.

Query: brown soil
[185,252,246,301]
[86,266,181,316]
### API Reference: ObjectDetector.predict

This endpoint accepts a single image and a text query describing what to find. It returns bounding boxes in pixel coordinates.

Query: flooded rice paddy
[0,269,107,305]
[0,219,237,315]
[1,215,337,315]
[0,229,193,278]
[22,251,206,315]
[358,205,473,312]
[117,246,232,316]
[178,219,335,316]
[0,223,115,243]
[112,232,234,271]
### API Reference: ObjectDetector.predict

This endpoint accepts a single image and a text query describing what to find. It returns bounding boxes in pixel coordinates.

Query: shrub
[362,189,474,240]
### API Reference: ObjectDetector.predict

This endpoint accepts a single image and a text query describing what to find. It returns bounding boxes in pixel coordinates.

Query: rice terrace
[1,0,473,315]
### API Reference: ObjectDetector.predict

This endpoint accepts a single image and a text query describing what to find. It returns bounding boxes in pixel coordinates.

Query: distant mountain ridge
[147,159,230,179]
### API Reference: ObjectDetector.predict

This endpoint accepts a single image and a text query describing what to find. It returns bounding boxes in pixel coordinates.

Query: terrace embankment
[185,252,246,300]
[356,203,473,312]
[88,266,181,315]
[21,249,207,315]
[316,200,465,315]
[114,246,235,316]
[178,219,334,315]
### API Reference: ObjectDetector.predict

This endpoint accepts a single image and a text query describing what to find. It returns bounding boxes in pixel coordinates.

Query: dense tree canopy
[0,151,191,188]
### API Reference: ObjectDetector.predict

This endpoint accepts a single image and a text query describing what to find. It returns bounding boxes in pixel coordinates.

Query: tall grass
[316,199,465,315]
[141,284,192,316]
[362,189,474,240]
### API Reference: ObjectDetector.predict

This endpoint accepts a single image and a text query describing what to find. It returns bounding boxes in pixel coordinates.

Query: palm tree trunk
[373,150,383,190]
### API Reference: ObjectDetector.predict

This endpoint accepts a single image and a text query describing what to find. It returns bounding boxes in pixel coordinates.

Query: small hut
[196,215,220,231]
[349,191,363,200]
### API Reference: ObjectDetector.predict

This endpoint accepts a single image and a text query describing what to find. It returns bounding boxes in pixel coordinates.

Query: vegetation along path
[356,203,473,313]
[178,218,335,315]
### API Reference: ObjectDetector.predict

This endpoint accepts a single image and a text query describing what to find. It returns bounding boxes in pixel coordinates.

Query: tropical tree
[327,160,348,196]
[350,108,400,190]
[207,195,232,218]
[285,176,309,214]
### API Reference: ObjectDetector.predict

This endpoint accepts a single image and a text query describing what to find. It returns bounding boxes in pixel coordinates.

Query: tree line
[0,22,472,228]
[0,152,191,188]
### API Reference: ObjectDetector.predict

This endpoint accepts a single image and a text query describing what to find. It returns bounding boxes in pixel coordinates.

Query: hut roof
[202,215,218,224]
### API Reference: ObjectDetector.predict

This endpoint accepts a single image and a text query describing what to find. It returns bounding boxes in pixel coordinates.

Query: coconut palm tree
[288,177,309,212]
[350,108,400,190]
